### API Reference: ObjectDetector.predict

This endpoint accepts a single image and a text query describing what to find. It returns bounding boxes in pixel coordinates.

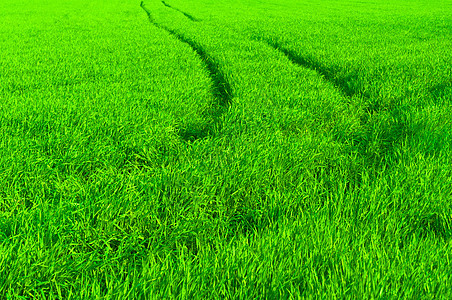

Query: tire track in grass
[255,35,450,241]
[160,4,408,170]
[155,4,361,102]
[251,35,415,163]
[140,1,231,142]
[161,1,201,22]
[144,4,363,197]
[255,37,452,242]
[153,5,373,165]
[153,3,394,169]
[258,37,362,100]
[140,3,451,247]
[153,3,360,100]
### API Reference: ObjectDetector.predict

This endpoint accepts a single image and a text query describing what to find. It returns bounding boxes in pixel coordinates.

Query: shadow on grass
[429,80,452,102]
[398,212,452,249]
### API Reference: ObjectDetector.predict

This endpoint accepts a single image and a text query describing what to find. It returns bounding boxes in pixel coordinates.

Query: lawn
[1,0,451,298]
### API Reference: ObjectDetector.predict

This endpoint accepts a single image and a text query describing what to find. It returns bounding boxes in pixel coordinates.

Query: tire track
[247,36,411,166]
[258,38,363,100]
[140,1,231,142]
[140,3,451,249]
[268,39,417,172]
[152,3,361,100]
[144,2,406,168]
[161,1,201,22]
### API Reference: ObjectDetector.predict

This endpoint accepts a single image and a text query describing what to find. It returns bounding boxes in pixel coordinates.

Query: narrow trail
[140,1,231,141]
[161,1,201,22]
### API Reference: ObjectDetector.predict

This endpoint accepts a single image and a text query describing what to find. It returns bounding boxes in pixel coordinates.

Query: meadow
[0,0,451,298]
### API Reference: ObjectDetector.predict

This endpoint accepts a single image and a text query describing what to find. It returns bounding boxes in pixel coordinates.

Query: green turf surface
[1,0,451,298]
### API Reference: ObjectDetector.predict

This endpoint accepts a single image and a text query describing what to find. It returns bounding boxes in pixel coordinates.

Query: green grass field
[1,0,451,298]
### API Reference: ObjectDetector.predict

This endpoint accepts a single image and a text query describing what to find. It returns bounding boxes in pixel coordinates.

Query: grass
[0,0,451,298]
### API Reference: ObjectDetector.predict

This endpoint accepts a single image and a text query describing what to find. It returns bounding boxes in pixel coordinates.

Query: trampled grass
[0,0,451,298]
